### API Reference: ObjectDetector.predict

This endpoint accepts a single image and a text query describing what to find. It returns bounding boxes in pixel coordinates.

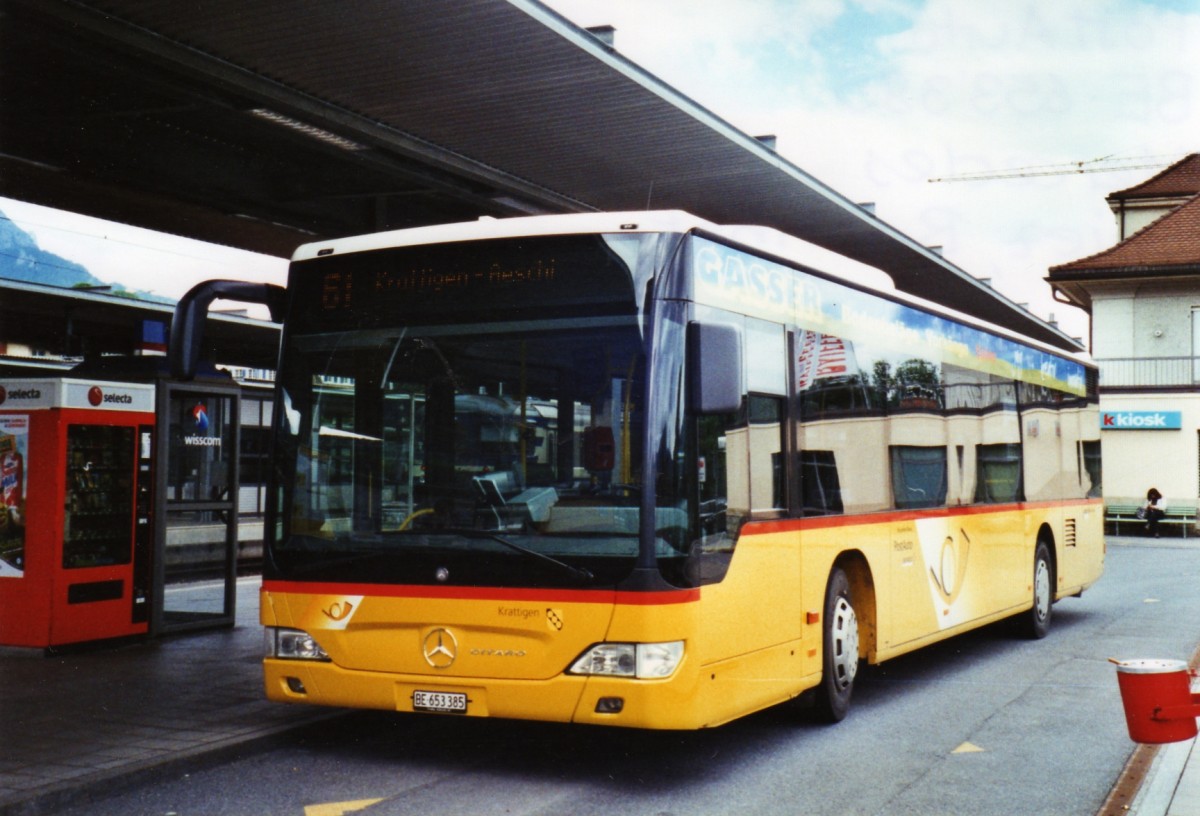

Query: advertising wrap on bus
[692,237,1088,397]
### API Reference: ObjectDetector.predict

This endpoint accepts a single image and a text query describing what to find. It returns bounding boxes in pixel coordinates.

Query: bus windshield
[271,320,657,587]
[266,231,691,589]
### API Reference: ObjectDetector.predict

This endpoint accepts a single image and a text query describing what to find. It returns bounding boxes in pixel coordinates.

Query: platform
[1,539,1198,816]
[0,577,336,815]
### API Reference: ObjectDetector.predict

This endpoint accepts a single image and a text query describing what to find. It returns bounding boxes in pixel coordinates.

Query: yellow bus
[255,211,1103,728]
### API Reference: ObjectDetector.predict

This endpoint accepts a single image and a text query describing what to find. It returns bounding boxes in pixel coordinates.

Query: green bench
[1105,503,1196,537]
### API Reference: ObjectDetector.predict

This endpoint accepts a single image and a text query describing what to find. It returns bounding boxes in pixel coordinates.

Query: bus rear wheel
[1020,540,1054,640]
[813,566,859,723]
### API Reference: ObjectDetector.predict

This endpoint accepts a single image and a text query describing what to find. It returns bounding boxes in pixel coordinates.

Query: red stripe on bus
[261,580,700,606]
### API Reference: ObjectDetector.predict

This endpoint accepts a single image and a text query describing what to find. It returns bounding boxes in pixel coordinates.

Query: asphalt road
[56,538,1200,816]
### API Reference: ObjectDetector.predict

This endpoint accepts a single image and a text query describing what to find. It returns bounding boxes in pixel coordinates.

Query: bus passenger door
[887,518,934,650]
[695,397,802,654]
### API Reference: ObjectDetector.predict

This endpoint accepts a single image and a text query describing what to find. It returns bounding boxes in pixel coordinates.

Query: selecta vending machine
[0,378,155,648]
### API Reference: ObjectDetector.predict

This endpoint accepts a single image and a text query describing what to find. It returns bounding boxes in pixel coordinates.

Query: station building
[1049,154,1200,533]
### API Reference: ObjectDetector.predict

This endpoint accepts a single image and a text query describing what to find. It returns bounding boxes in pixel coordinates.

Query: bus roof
[292,210,894,290]
[293,210,708,258]
[290,210,1092,369]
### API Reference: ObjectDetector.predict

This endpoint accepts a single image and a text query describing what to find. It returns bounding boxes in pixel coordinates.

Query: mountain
[0,207,105,289]
[0,208,171,303]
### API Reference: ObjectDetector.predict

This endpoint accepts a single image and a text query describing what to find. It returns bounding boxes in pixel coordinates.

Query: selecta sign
[0,379,154,412]
[1101,410,1183,430]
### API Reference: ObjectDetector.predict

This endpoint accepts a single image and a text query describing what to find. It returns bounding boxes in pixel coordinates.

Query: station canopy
[0,0,1079,353]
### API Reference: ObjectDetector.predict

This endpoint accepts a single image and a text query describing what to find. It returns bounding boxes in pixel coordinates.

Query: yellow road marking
[304,799,384,816]
[952,742,985,754]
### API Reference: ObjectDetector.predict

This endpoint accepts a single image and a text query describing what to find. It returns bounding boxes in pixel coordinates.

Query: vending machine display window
[63,425,136,569]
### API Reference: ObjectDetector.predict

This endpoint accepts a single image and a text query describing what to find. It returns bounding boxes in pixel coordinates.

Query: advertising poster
[0,414,29,578]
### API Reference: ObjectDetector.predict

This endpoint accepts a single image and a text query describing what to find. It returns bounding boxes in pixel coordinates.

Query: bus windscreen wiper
[452,530,594,584]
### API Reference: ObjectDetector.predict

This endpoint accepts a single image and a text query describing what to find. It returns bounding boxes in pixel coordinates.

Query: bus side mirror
[170,280,287,381]
[688,322,743,414]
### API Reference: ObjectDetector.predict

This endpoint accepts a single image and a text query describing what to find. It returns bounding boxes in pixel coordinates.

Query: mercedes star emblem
[423,627,458,669]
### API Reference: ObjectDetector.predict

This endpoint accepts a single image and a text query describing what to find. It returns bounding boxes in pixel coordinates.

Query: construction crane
[928,154,1174,183]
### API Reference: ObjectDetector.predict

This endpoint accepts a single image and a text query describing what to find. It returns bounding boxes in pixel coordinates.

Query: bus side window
[582,426,615,472]
[974,443,1022,503]
[697,412,734,538]
[800,450,843,515]
[1080,439,1102,498]
[690,314,786,550]
[890,445,948,509]
[744,320,786,516]
[747,395,785,514]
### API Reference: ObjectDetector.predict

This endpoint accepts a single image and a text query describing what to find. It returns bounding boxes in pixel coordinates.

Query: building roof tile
[1108,153,1200,200]
[1050,192,1200,277]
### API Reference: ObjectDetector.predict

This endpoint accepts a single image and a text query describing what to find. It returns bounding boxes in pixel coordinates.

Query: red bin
[1114,659,1199,744]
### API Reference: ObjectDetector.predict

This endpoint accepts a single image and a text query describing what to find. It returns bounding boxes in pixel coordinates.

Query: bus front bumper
[263,658,708,729]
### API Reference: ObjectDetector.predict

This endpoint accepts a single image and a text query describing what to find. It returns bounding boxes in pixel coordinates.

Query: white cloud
[6,1,1198,345]
[543,0,1200,345]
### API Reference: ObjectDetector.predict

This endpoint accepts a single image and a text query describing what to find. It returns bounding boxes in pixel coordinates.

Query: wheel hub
[831,596,859,689]
[1034,558,1051,622]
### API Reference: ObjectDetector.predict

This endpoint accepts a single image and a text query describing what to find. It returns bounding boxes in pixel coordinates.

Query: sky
[0,199,287,302]
[4,0,1200,345]
[539,0,1200,344]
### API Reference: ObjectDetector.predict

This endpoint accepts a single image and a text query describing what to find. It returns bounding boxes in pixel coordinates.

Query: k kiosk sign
[1101,411,1183,431]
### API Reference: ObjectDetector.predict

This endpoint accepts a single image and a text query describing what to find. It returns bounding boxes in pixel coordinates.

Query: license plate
[412,690,468,714]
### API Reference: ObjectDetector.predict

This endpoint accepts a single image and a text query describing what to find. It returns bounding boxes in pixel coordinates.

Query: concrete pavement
[0,577,336,816]
[1,538,1198,815]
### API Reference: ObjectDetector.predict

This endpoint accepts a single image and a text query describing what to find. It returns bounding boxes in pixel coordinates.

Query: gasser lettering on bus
[694,241,809,325]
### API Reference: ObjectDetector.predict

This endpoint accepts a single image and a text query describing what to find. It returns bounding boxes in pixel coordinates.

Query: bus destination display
[320,257,557,313]
[297,236,636,329]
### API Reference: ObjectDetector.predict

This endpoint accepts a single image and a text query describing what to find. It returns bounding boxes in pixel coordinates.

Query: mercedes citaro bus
[219,211,1102,729]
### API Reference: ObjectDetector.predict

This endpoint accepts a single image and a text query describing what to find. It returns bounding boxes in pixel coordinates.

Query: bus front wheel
[813,566,859,723]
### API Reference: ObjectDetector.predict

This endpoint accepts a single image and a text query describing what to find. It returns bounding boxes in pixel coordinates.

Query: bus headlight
[266,627,331,661]
[568,641,684,678]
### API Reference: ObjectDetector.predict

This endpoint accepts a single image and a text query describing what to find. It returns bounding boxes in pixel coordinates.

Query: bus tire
[1021,540,1054,640]
[813,566,859,723]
